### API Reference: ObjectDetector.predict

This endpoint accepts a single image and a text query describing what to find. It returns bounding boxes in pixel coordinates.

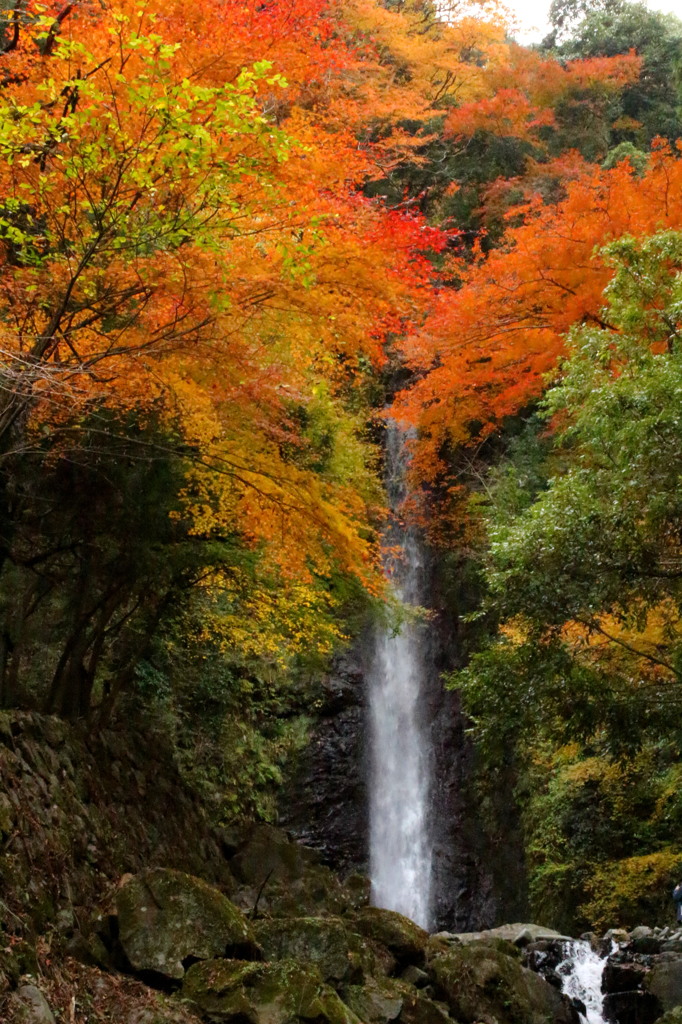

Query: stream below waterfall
[557,940,609,1024]
[367,421,433,930]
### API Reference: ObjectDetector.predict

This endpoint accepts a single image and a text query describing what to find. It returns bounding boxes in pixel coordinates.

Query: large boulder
[116,868,258,980]
[440,925,571,947]
[253,917,362,983]
[351,908,428,966]
[603,992,662,1024]
[340,975,454,1024]
[230,825,352,918]
[182,958,362,1024]
[427,942,580,1024]
[8,985,56,1024]
[645,959,682,1012]
[339,976,404,1023]
[396,983,455,1024]
[603,962,648,994]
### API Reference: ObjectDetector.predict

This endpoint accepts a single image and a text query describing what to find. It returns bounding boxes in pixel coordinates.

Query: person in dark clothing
[673,883,682,924]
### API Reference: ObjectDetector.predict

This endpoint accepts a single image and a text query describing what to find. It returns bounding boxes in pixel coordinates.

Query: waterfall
[367,421,433,930]
[556,940,608,1024]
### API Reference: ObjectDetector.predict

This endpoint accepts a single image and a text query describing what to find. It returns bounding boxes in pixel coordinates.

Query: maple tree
[393,141,682,485]
[0,0,455,717]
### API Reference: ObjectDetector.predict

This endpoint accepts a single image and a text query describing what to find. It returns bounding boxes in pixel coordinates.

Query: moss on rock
[253,917,361,983]
[427,943,578,1024]
[351,908,428,966]
[182,958,362,1023]
[116,869,258,980]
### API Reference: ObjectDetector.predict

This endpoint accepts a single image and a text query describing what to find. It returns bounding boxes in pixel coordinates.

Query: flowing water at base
[557,940,609,1024]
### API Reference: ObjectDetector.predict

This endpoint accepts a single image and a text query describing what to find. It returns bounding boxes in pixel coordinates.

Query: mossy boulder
[230,825,353,918]
[182,958,362,1023]
[253,917,361,983]
[339,975,453,1024]
[396,984,454,1024]
[655,1008,682,1024]
[645,959,682,1011]
[427,943,579,1024]
[230,825,320,887]
[116,868,258,980]
[255,867,351,919]
[340,976,402,1022]
[351,908,428,966]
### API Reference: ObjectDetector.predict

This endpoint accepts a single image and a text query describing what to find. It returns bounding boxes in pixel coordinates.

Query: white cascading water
[556,940,609,1024]
[368,421,433,930]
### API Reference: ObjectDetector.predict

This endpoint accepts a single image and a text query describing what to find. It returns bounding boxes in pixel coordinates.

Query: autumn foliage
[394,140,682,482]
[0,0,658,716]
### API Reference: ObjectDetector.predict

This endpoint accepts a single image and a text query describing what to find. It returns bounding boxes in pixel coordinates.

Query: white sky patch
[505,0,682,42]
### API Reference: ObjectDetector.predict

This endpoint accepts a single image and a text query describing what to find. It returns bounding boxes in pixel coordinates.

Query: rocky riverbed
[3,711,682,1024]
[6,824,583,1024]
[8,822,682,1024]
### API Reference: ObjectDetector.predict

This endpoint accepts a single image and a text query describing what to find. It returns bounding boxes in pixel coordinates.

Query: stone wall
[0,711,233,942]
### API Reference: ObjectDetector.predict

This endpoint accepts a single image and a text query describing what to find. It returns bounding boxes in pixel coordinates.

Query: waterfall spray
[557,940,608,1024]
[368,421,433,930]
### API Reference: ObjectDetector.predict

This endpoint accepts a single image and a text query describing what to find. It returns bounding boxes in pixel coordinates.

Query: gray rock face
[646,961,682,1012]
[279,654,368,875]
[9,985,56,1024]
[116,868,258,980]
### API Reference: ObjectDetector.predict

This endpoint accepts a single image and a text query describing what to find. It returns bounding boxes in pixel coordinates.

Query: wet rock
[352,907,428,966]
[278,655,368,876]
[524,939,568,976]
[602,931,631,954]
[253,917,362,983]
[603,991,662,1024]
[603,962,648,994]
[631,937,663,955]
[182,958,362,1024]
[116,868,258,980]
[427,943,580,1024]
[9,985,56,1024]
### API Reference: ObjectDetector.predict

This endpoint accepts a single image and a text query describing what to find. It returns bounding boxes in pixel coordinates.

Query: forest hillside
[3,0,682,1019]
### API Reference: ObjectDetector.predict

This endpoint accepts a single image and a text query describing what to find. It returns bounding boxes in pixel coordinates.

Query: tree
[551,1,682,146]
[393,143,682,486]
[456,230,682,757]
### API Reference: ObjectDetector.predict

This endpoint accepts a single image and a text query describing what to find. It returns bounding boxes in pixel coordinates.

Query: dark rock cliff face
[280,653,368,875]
[280,582,528,932]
